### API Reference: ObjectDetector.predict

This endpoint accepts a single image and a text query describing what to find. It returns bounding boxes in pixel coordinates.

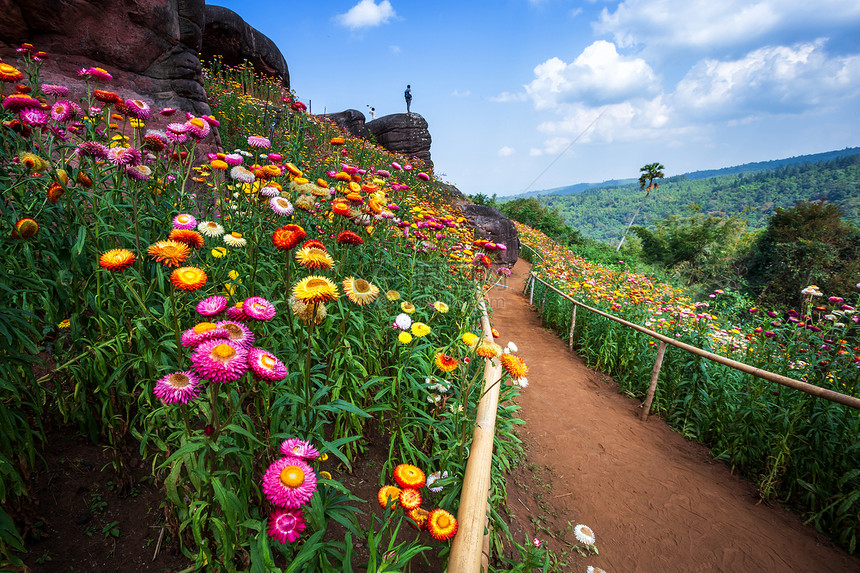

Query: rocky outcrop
[201,5,289,87]
[0,0,211,115]
[459,205,519,267]
[366,113,432,166]
[322,109,372,141]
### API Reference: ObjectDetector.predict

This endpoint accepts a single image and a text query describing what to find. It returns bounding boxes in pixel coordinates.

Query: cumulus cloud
[674,40,860,118]
[451,89,471,97]
[498,146,515,157]
[595,0,860,51]
[524,41,660,109]
[336,0,395,29]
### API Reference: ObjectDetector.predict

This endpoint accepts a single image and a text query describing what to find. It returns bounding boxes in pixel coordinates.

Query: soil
[487,259,860,572]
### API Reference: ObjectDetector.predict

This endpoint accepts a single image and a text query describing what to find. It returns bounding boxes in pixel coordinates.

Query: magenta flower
[268,508,307,543]
[20,108,47,126]
[78,141,109,159]
[202,115,220,127]
[124,99,151,120]
[153,371,201,405]
[191,339,249,383]
[279,438,320,461]
[417,172,430,181]
[172,213,197,230]
[224,153,243,166]
[186,117,210,139]
[262,457,317,508]
[243,297,276,321]
[41,84,69,97]
[197,296,229,317]
[764,330,776,338]
[180,322,231,348]
[159,107,177,116]
[226,304,249,322]
[215,320,255,348]
[247,348,287,382]
[268,153,282,162]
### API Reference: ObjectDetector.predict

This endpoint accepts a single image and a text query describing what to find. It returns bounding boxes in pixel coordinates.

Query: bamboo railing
[448,300,503,572]
[526,272,860,412]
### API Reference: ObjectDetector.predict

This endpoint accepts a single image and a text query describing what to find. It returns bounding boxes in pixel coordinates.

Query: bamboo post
[528,274,535,306]
[449,302,503,572]
[568,303,577,350]
[640,341,667,421]
[540,287,547,314]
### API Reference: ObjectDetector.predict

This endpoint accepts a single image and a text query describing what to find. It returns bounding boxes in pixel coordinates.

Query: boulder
[366,113,432,166]
[201,5,289,87]
[459,205,519,267]
[322,109,372,141]
[0,0,211,116]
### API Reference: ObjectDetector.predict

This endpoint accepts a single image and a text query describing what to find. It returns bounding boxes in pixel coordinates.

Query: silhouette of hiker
[404,85,412,114]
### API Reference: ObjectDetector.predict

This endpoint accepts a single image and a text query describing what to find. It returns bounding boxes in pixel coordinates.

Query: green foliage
[748,200,860,308]
[498,198,583,246]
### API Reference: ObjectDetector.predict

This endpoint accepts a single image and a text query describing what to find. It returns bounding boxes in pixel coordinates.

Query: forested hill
[530,152,860,244]
[513,146,860,199]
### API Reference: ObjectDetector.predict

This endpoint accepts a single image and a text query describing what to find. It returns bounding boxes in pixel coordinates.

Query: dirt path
[489,260,858,572]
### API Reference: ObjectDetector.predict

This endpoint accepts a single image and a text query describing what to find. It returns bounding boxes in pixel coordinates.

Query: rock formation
[367,113,432,166]
[201,5,289,87]
[459,205,519,267]
[0,0,211,115]
[322,109,372,141]
[0,1,289,117]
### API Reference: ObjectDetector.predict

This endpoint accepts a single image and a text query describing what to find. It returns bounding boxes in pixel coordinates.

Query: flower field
[0,47,533,570]
[516,222,860,553]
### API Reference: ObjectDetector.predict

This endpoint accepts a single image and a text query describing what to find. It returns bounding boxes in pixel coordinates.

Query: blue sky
[211,0,860,197]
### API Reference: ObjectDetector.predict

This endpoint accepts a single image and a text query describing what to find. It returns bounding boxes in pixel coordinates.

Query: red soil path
[491,260,858,572]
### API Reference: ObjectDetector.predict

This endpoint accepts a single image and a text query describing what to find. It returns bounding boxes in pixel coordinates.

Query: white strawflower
[574,524,595,545]
[426,471,449,493]
[394,313,412,330]
[197,221,225,238]
[505,341,518,353]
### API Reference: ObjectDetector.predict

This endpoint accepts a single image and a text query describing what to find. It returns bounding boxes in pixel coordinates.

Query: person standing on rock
[404,85,412,114]
[368,106,376,120]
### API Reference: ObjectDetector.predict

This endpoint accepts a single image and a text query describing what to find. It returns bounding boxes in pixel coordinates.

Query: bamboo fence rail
[449,300,503,572]
[526,272,860,412]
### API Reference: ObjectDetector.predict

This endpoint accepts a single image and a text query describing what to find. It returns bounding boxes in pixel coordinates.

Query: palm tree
[616,162,665,252]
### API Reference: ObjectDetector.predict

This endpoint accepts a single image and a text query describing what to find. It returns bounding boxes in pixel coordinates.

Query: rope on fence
[528,272,860,412]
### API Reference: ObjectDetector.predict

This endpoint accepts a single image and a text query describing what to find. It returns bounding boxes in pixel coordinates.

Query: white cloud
[498,146,515,156]
[336,0,395,29]
[451,89,471,97]
[674,40,860,119]
[595,0,860,51]
[524,41,660,109]
[389,45,401,54]
[490,91,527,103]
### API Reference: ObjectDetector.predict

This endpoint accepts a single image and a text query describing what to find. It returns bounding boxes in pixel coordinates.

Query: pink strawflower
[153,371,201,405]
[172,213,197,230]
[160,107,177,116]
[185,117,210,139]
[3,94,41,111]
[226,304,249,322]
[167,121,188,134]
[224,153,243,166]
[51,100,74,122]
[78,141,109,159]
[180,322,231,348]
[41,84,69,97]
[270,196,294,216]
[417,172,430,181]
[279,438,320,461]
[262,457,317,508]
[268,153,282,162]
[268,508,307,543]
[126,164,152,181]
[247,348,287,382]
[125,99,150,120]
[197,295,229,317]
[215,320,254,348]
[79,67,112,81]
[202,114,220,127]
[261,186,280,197]
[191,339,249,383]
[243,297,276,321]
[247,135,271,148]
[20,108,47,126]
[107,146,141,166]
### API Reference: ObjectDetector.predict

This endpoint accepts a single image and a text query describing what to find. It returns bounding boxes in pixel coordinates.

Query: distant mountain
[509,147,860,199]
[525,150,860,244]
